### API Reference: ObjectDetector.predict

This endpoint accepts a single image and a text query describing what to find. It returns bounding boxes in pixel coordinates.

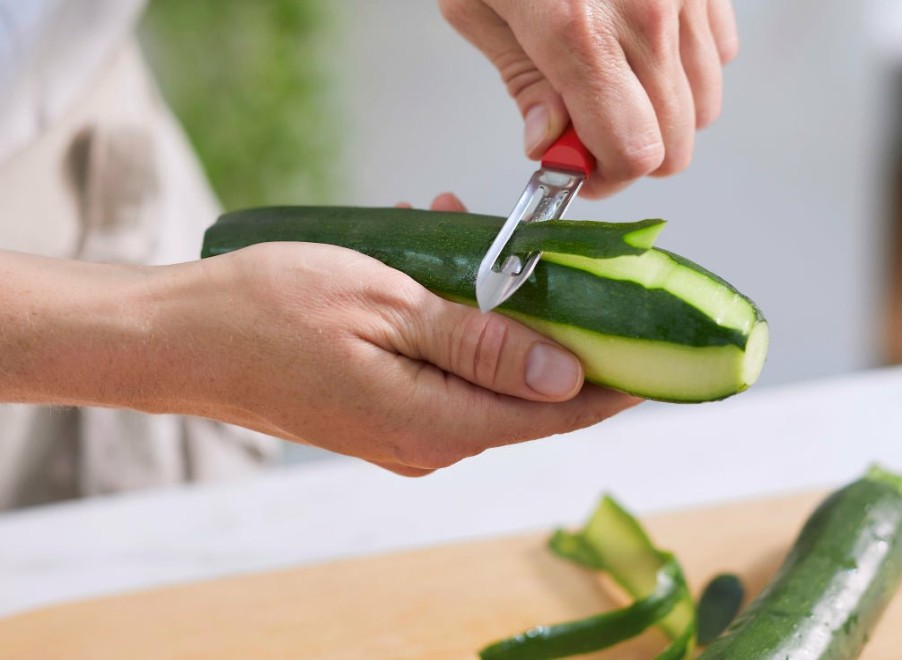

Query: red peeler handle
[541,124,596,177]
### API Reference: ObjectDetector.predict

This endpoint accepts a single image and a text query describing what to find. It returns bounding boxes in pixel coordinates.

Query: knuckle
[396,283,430,327]
[452,313,510,388]
[548,2,617,61]
[499,55,547,103]
[543,0,618,68]
[548,1,594,38]
[364,274,428,333]
[628,0,679,61]
[655,130,694,174]
[608,141,665,181]
[372,273,424,311]
[655,147,692,176]
[631,0,678,40]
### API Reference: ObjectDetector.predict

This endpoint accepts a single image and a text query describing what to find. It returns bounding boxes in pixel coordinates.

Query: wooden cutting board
[2,490,901,659]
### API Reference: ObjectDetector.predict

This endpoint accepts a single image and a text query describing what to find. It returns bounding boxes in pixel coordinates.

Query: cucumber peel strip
[480,495,696,659]
[478,557,684,660]
[549,496,696,655]
[503,218,665,259]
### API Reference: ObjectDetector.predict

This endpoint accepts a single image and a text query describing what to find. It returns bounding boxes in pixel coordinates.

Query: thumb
[440,0,570,158]
[400,296,585,402]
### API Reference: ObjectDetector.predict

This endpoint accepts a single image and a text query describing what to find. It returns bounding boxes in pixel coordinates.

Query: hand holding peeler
[475,125,596,312]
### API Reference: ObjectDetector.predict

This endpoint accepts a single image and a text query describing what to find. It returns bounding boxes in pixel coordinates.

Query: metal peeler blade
[475,169,584,312]
[475,125,595,313]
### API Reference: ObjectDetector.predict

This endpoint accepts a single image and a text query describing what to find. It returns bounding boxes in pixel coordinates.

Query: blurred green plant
[139,0,339,210]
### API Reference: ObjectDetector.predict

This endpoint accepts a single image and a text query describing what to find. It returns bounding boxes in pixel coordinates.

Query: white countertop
[2,366,902,619]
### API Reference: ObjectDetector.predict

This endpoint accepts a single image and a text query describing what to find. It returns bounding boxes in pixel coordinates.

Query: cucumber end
[624,220,666,250]
[740,321,769,388]
[866,465,902,495]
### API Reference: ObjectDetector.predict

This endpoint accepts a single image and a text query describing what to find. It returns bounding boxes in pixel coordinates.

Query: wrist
[0,253,149,405]
[134,256,238,417]
[0,251,178,411]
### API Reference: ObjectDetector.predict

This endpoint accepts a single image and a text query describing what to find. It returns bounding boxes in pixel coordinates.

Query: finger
[440,0,570,158]
[395,202,413,209]
[580,174,633,200]
[390,370,642,470]
[449,383,643,453]
[708,0,739,63]
[615,1,696,176]
[430,192,468,212]
[679,0,724,129]
[489,3,667,193]
[397,296,586,402]
[553,49,668,197]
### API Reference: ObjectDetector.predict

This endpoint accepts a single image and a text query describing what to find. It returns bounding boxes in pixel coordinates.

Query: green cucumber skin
[203,206,765,401]
[696,574,744,646]
[549,496,696,656]
[205,207,749,349]
[700,478,902,659]
[478,560,683,660]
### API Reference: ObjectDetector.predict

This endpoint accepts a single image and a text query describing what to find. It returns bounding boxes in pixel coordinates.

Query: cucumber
[201,206,768,402]
[699,466,902,659]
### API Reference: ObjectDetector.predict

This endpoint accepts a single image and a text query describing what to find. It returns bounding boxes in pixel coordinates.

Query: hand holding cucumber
[440,0,739,198]
[180,193,638,475]
[0,194,639,476]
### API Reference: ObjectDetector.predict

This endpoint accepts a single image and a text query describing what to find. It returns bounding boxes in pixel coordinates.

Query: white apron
[0,19,279,509]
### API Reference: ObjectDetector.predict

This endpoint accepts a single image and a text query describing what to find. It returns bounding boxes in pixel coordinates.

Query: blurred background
[139,1,902,462]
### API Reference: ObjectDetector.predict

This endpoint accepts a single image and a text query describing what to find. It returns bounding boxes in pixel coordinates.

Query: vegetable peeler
[475,125,596,312]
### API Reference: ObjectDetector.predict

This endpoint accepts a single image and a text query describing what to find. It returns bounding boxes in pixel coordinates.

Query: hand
[147,194,640,475]
[440,0,739,198]
[1,195,639,475]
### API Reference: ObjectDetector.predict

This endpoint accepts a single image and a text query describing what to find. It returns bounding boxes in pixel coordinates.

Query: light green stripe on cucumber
[504,313,768,402]
[544,249,760,336]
